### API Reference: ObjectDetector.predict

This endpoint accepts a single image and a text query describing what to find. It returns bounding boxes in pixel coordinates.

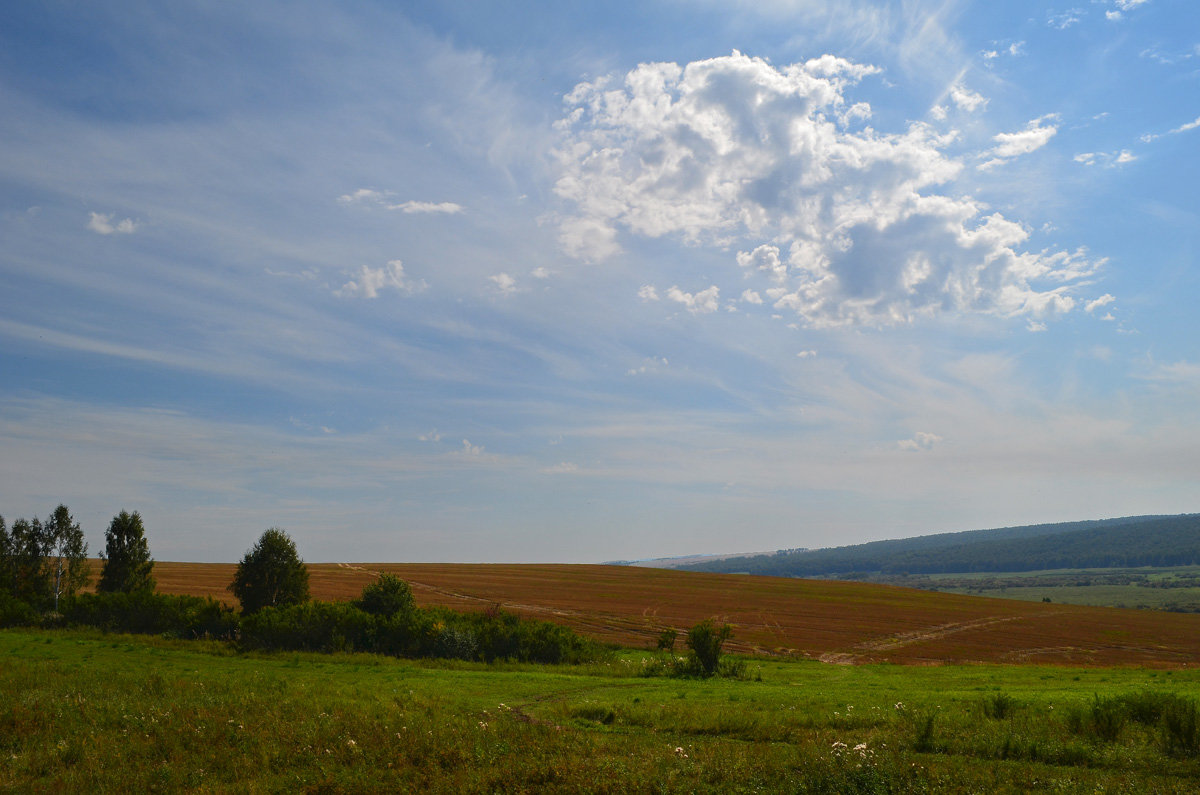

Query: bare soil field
[137,560,1200,666]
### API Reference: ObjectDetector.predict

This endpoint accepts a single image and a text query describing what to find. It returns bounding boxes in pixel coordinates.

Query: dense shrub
[353,574,415,617]
[446,607,604,664]
[239,600,375,653]
[0,592,41,628]
[61,592,238,639]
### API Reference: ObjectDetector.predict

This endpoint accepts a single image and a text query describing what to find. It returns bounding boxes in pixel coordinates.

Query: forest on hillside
[685,515,1200,578]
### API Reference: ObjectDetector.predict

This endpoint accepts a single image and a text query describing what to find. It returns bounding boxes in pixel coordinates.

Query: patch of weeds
[569,704,617,726]
[913,712,938,753]
[1160,697,1200,757]
[982,691,1018,720]
[1090,695,1126,742]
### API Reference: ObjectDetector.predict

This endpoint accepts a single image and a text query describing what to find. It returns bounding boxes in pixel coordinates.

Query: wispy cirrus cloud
[1141,115,1200,143]
[392,200,464,214]
[1047,9,1083,30]
[978,115,1059,170]
[1106,0,1151,21]
[1074,149,1136,167]
[338,189,463,214]
[335,260,425,299]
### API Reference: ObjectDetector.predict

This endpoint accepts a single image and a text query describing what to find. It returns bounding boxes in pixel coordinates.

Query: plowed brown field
[134,560,1200,666]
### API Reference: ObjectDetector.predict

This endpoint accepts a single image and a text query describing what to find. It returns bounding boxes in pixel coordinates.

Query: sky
[1,0,1198,564]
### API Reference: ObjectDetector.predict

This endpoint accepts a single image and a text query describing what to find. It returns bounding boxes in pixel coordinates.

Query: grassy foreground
[6,629,1200,792]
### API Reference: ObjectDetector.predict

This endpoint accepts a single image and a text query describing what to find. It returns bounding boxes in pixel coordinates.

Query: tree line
[0,506,154,612]
[0,506,605,665]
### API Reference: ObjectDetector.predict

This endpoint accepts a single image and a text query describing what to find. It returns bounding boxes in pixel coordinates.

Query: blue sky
[1,0,1197,563]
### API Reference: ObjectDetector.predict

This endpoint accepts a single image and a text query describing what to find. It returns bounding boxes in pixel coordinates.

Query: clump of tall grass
[982,691,1018,720]
[1075,691,1200,755]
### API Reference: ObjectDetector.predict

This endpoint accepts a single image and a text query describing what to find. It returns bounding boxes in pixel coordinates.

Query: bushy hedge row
[1,582,606,665]
[238,600,603,664]
[60,592,239,639]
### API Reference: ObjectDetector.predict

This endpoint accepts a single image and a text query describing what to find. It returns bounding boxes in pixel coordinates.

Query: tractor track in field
[820,614,1046,664]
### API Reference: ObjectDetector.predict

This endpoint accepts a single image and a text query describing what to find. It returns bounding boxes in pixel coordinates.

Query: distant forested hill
[683,515,1200,577]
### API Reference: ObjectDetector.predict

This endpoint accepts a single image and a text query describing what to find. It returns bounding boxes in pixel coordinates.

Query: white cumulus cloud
[737,244,787,283]
[554,52,1096,327]
[490,273,518,295]
[667,285,720,314]
[87,212,137,235]
[898,431,942,451]
[1085,294,1116,313]
[949,83,988,113]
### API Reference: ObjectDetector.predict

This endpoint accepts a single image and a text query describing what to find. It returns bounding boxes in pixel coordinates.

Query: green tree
[686,619,733,677]
[9,517,52,606]
[229,528,310,614]
[46,504,90,610]
[98,510,155,593]
[353,573,415,617]
[0,515,11,595]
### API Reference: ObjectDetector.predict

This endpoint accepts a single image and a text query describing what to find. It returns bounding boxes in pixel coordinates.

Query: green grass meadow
[7,630,1200,792]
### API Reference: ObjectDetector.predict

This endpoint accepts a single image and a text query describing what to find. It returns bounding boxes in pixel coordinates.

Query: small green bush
[686,619,733,677]
[352,573,415,617]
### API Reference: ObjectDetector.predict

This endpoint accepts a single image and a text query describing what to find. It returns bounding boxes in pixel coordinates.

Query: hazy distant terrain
[608,550,791,569]
[681,515,1200,577]
[673,514,1200,611]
